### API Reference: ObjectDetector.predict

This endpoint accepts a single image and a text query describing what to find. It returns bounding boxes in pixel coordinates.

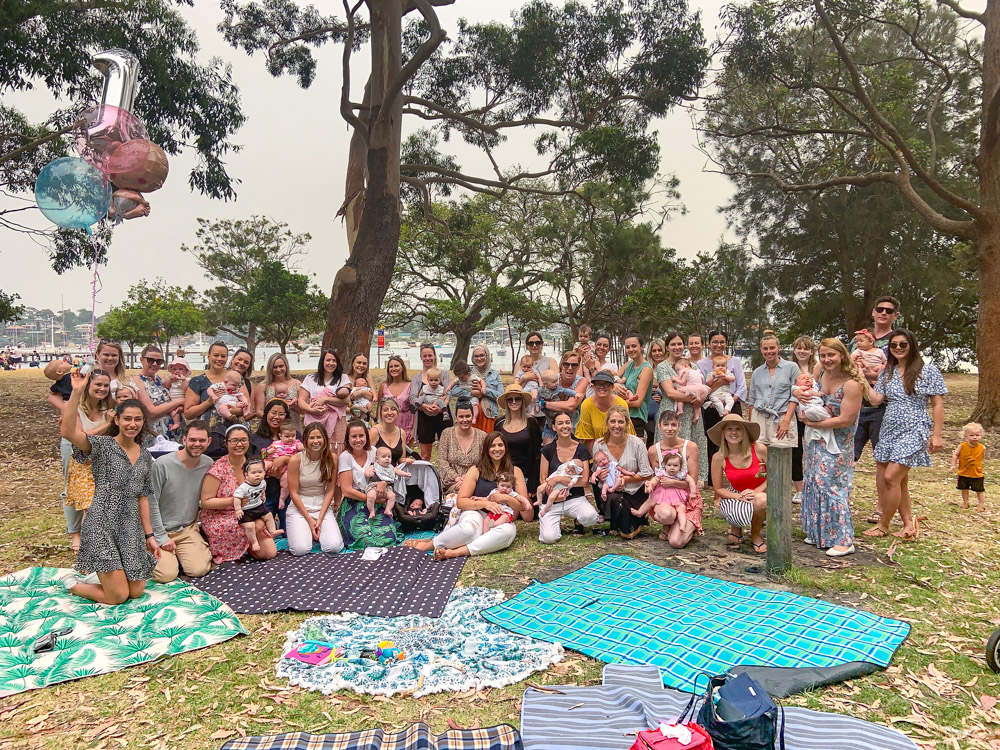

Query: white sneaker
[826,545,855,557]
[792,492,802,504]
[58,572,80,590]
[81,572,100,585]
[804,537,814,546]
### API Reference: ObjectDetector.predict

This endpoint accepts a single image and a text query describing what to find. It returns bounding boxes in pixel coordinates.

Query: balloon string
[88,229,103,355]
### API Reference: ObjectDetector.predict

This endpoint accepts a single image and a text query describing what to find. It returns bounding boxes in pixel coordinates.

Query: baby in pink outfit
[671,358,711,422]
[264,421,304,507]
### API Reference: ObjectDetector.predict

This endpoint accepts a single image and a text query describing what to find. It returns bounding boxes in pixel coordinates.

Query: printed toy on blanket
[276,587,563,697]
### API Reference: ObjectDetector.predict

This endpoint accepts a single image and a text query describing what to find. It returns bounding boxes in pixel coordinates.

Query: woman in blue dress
[863,329,946,540]
[800,339,864,557]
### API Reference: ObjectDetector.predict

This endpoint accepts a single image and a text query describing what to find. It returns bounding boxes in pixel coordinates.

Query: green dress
[622,360,654,422]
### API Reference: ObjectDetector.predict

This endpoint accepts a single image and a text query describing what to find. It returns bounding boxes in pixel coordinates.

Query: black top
[50,373,72,401]
[540,440,591,499]
[473,476,498,500]
[494,416,542,493]
[374,429,405,464]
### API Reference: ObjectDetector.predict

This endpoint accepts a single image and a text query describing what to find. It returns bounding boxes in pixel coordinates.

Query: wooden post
[766,446,792,577]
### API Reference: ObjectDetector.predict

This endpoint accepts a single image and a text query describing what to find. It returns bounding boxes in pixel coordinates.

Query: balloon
[34,157,112,230]
[107,139,169,192]
[92,49,141,113]
[73,104,148,173]
[109,189,150,223]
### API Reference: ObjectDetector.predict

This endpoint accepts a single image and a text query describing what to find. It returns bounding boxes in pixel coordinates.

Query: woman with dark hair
[132,344,186,440]
[653,333,708,481]
[251,398,296,528]
[524,331,556,377]
[253,353,302,428]
[380,355,414,444]
[863,329,946,540]
[299,349,351,453]
[59,372,161,604]
[618,333,654,436]
[410,343,452,460]
[437,400,487,495]
[648,409,702,548]
[697,330,748,485]
[229,347,254,395]
[185,341,236,457]
[404,431,532,559]
[286,423,343,554]
[538,412,594,543]
[338,420,403,549]
[200,424,279,563]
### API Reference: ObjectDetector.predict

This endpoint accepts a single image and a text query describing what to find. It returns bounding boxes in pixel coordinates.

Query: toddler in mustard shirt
[951,422,986,511]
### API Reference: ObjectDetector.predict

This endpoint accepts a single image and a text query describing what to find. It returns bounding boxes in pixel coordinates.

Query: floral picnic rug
[0,567,246,696]
[276,587,564,698]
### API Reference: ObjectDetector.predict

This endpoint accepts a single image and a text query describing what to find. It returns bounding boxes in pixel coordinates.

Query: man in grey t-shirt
[149,421,214,582]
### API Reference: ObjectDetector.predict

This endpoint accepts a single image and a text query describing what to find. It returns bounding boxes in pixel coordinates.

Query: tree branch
[0,120,78,165]
[381,0,445,120]
[813,0,982,219]
[340,0,369,143]
[935,0,984,22]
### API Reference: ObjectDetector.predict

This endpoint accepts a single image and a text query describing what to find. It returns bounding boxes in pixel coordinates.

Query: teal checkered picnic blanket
[482,555,910,692]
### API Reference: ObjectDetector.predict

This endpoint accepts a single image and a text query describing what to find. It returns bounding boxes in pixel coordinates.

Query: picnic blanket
[220,723,523,750]
[0,567,245,697]
[520,664,918,750]
[274,529,436,554]
[276,588,563,697]
[482,555,910,695]
[190,546,464,617]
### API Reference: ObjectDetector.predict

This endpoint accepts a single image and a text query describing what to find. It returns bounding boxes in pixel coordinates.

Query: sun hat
[707,412,761,446]
[497,383,534,411]
[167,357,192,376]
[591,370,616,385]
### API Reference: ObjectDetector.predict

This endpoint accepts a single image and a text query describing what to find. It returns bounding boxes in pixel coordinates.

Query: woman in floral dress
[800,339,864,557]
[864,329,946,540]
[200,424,279,563]
[131,344,185,441]
[654,332,708,483]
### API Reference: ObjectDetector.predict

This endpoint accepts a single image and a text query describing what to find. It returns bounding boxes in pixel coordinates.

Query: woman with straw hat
[708,412,769,553]
[495,383,542,495]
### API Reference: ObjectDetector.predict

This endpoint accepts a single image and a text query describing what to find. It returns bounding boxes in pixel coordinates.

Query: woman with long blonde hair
[800,338,865,557]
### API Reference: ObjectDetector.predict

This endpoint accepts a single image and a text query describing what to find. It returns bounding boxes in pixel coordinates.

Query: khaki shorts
[750,411,799,448]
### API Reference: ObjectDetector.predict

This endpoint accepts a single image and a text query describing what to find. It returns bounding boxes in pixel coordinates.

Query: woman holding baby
[253,353,302,429]
[537,412,595,543]
[654,333,708,483]
[299,349,351,454]
[184,341,249,457]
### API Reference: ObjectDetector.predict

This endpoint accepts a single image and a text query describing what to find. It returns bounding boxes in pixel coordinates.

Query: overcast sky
[4,0,733,315]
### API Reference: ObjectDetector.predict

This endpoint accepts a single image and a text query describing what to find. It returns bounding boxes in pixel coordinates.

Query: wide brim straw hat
[497,383,534,411]
[707,412,760,446]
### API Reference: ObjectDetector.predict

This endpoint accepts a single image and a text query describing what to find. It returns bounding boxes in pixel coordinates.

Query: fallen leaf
[980,695,998,711]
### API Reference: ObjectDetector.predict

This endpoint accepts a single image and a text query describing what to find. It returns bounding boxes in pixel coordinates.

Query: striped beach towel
[483,555,910,693]
[520,664,917,750]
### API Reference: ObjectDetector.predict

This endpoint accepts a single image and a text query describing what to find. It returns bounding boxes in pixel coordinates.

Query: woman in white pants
[538,412,596,543]
[405,432,532,559]
[285,423,343,555]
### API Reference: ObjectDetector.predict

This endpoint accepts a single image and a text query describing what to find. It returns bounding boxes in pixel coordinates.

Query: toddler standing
[951,422,986,511]
[234,460,282,552]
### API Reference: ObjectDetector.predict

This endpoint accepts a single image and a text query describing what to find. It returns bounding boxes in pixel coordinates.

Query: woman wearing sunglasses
[131,344,185,441]
[863,329,946,540]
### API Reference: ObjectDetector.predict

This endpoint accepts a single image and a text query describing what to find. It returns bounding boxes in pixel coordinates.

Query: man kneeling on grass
[148,420,214,581]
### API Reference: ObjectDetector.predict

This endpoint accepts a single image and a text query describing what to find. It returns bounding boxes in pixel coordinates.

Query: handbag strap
[775,697,786,750]
[678,672,714,724]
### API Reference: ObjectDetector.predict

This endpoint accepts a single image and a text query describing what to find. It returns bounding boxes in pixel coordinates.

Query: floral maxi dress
[801,377,858,549]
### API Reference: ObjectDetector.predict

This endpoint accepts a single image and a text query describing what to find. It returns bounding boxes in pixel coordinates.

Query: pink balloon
[108,139,169,192]
[73,104,148,174]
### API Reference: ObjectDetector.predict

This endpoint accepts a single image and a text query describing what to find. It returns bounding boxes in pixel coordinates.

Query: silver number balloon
[92,48,141,112]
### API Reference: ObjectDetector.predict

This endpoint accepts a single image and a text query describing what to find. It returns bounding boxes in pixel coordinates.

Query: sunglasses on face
[889,342,909,350]
[507,396,522,402]
[563,362,579,369]
[145,357,164,365]
[875,306,897,314]
[527,340,542,346]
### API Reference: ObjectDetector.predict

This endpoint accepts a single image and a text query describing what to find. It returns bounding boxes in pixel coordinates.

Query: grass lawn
[1,369,999,749]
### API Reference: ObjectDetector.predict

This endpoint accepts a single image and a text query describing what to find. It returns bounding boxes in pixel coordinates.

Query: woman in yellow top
[951,422,986,511]
[575,371,635,451]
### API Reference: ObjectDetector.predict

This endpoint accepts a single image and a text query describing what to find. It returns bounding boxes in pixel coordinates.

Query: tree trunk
[972,229,1000,427]
[453,330,474,366]
[323,1,402,358]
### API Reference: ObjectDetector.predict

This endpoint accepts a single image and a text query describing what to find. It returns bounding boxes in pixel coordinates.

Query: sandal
[726,532,743,546]
[862,526,889,538]
[865,511,882,524]
[752,541,767,554]
[620,527,642,540]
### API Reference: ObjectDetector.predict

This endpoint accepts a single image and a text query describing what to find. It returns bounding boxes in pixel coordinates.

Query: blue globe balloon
[34,157,112,230]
